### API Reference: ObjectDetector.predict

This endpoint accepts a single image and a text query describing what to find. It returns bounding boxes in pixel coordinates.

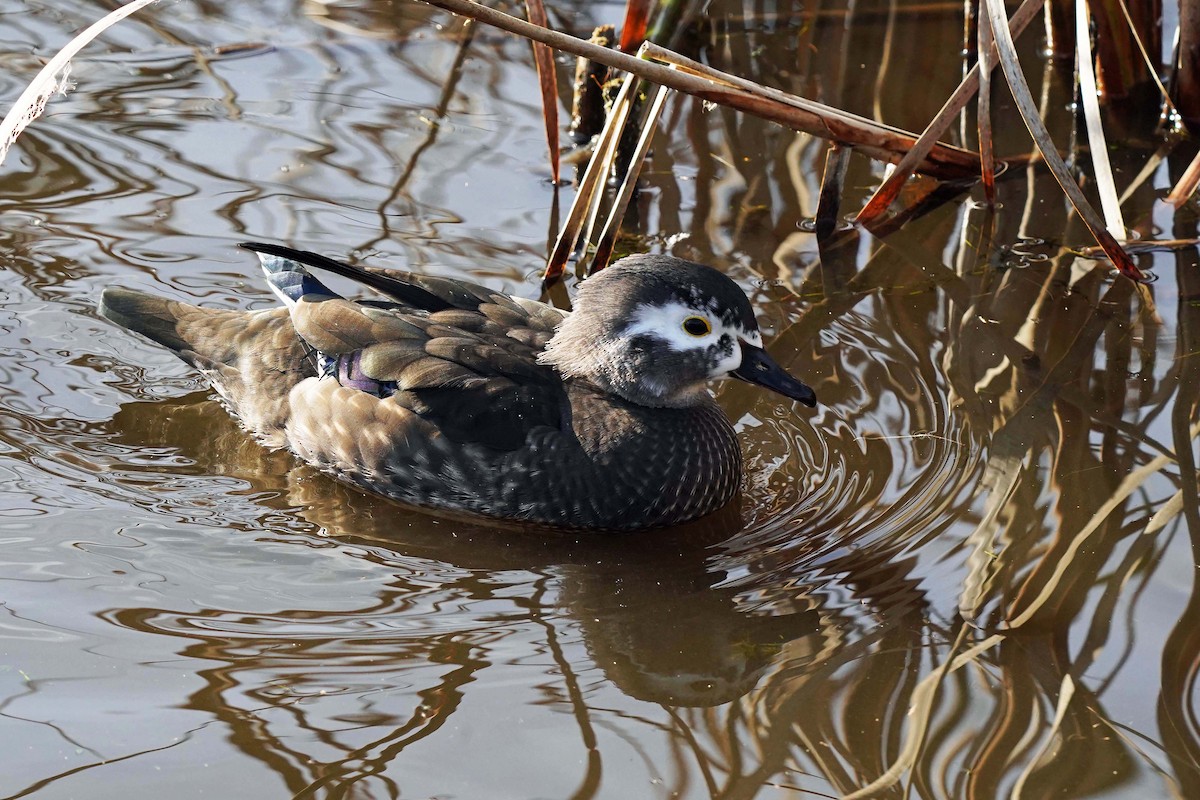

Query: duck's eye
[682,316,712,337]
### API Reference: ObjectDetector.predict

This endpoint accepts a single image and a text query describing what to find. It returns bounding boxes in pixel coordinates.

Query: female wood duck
[99,244,817,530]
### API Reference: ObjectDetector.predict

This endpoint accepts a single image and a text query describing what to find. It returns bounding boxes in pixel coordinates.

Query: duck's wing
[244,244,572,452]
[238,241,566,337]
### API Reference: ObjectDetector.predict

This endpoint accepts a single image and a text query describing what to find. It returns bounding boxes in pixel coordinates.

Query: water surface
[1,1,1197,798]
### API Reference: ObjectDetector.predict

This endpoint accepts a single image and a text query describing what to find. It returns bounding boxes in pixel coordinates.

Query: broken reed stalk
[1167,148,1200,206]
[525,0,560,184]
[636,40,985,179]
[585,82,670,274]
[856,0,1043,225]
[1075,0,1126,239]
[976,5,996,204]
[815,144,851,238]
[543,71,641,283]
[616,0,652,53]
[1079,238,1200,257]
[639,41,897,136]
[418,0,982,180]
[0,0,161,168]
[574,74,644,269]
[980,0,1142,280]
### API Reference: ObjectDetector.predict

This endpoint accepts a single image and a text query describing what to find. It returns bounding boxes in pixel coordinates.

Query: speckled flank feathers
[99,244,816,530]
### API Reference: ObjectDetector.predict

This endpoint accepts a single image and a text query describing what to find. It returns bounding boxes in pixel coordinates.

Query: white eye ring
[682,316,712,337]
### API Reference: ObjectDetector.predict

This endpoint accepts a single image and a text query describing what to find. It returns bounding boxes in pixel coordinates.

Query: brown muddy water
[0,1,1197,798]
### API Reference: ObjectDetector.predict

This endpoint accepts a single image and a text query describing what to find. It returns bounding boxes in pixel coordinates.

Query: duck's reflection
[104,393,930,796]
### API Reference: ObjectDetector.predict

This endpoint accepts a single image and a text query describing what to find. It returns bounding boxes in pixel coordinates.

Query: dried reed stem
[525,0,560,184]
[543,71,640,283]
[856,0,1043,224]
[0,0,160,168]
[980,0,1141,279]
[419,0,981,179]
[585,82,671,274]
[1076,0,1126,239]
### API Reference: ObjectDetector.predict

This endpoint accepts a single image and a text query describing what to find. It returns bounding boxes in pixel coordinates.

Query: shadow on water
[0,0,1198,798]
[93,395,932,799]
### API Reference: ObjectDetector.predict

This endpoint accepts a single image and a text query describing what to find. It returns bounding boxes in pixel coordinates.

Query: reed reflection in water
[0,0,1196,798]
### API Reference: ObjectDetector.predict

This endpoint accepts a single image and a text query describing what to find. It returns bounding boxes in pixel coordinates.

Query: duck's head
[539,254,818,409]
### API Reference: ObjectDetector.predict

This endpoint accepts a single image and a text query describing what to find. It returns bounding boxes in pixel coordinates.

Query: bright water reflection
[0,0,1197,798]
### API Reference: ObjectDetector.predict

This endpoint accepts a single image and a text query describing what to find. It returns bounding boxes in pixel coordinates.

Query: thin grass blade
[525,0,560,185]
[855,0,1043,226]
[1114,0,1178,118]
[981,0,1141,279]
[1076,0,1126,239]
[0,0,160,168]
[978,4,997,204]
[1079,238,1200,256]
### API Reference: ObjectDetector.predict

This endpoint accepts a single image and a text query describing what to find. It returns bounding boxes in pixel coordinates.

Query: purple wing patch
[333,351,398,398]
